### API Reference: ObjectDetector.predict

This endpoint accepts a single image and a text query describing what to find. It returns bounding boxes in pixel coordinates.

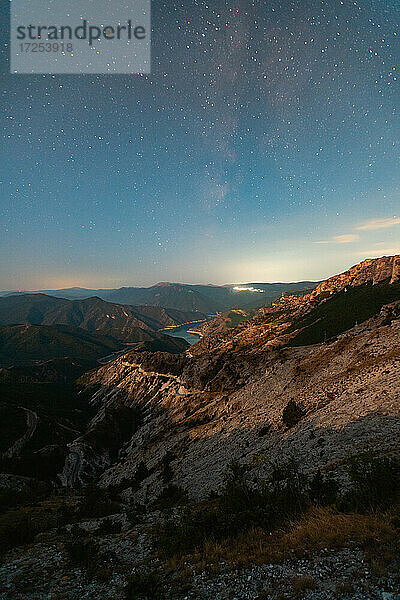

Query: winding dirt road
[2,407,38,459]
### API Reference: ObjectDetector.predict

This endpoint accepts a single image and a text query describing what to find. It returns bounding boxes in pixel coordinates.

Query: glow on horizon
[232,286,264,293]
[1,1,399,293]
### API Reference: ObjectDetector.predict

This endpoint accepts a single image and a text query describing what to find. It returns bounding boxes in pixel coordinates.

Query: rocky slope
[1,257,399,496]
[58,256,400,500]
[0,325,187,484]
[311,255,400,294]
[1,257,400,600]
[191,255,400,355]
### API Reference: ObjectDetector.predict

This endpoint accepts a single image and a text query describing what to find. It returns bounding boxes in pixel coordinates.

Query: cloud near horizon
[356,216,400,231]
[314,215,400,246]
[314,233,359,245]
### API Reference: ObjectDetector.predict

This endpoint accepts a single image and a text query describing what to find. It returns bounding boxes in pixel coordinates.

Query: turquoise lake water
[163,323,204,345]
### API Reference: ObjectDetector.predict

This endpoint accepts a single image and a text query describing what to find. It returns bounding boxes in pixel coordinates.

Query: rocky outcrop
[191,255,400,355]
[311,255,400,298]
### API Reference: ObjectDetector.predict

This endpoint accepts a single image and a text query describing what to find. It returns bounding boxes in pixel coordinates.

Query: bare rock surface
[61,298,400,501]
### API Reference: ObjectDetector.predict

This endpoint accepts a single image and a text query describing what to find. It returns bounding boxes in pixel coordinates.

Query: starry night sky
[1,0,399,290]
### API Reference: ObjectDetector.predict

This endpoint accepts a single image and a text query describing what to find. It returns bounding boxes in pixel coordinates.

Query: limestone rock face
[190,255,400,356]
[311,255,400,298]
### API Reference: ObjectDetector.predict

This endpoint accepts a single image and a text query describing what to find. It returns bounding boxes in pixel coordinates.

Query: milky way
[0,0,399,289]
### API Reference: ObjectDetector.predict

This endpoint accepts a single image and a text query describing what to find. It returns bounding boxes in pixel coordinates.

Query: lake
[162,322,204,345]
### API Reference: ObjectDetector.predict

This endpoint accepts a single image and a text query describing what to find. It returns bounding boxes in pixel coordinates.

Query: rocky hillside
[191,255,400,355]
[1,257,400,600]
[60,300,399,498]
[56,256,400,500]
[310,254,400,294]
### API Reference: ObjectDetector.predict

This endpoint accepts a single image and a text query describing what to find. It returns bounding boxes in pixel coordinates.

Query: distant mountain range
[0,294,203,342]
[0,294,194,367]
[0,281,319,313]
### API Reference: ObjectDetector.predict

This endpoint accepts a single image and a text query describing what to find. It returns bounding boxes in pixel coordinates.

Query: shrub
[69,523,85,538]
[156,452,400,563]
[109,461,150,497]
[308,470,339,506]
[0,489,24,515]
[161,451,176,485]
[126,504,146,527]
[0,510,35,555]
[292,575,316,596]
[258,425,270,437]
[391,513,400,530]
[342,452,400,511]
[153,485,189,510]
[94,566,112,581]
[158,503,233,557]
[0,503,57,556]
[96,517,122,535]
[135,461,149,484]
[220,460,252,513]
[0,481,48,516]
[56,501,76,526]
[78,484,119,518]
[282,400,304,428]
[335,581,355,596]
[157,461,309,558]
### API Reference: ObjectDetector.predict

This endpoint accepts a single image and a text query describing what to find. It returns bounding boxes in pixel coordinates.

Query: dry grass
[166,507,398,570]
[281,507,396,551]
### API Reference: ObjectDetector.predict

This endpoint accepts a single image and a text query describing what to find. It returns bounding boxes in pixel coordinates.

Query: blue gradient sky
[1,0,399,290]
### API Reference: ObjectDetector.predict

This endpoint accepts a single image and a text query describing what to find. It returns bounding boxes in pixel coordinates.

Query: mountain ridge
[1,256,400,600]
[1,256,399,494]
[0,294,204,343]
[191,255,400,355]
[48,255,400,497]
[0,281,320,312]
[0,323,122,367]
